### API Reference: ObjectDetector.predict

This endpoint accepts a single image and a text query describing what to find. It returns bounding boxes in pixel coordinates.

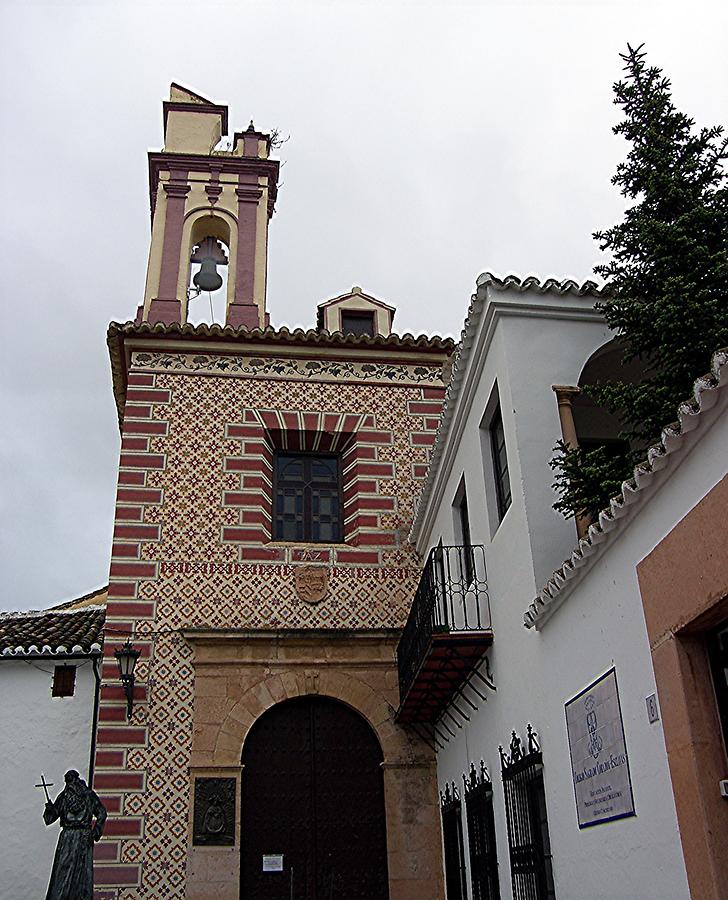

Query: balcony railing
[396,544,493,724]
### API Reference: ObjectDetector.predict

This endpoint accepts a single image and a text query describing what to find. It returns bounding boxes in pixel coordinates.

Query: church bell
[191,237,228,293]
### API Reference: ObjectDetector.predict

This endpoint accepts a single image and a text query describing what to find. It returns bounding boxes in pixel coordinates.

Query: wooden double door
[241,696,390,900]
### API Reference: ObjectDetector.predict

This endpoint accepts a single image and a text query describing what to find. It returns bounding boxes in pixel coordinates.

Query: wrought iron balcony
[396,544,493,725]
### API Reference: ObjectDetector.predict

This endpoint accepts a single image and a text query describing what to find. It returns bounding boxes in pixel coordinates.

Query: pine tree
[552,44,728,522]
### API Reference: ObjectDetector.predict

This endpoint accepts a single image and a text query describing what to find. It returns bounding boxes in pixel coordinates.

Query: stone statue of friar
[42,769,107,900]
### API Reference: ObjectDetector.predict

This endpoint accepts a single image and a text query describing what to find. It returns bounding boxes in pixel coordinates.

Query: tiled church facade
[92,83,454,896]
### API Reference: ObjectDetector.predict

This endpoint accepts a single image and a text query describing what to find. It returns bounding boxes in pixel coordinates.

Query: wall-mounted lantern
[114,639,141,720]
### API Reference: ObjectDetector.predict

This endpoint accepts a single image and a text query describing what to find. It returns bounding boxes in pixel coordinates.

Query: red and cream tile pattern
[94,355,445,897]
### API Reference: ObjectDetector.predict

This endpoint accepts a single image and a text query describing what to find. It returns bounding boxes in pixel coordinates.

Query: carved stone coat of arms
[294,566,329,604]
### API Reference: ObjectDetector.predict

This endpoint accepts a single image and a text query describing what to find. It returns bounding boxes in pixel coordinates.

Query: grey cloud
[2,0,726,610]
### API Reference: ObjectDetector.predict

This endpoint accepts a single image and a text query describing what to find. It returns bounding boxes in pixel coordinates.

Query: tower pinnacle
[140,85,280,329]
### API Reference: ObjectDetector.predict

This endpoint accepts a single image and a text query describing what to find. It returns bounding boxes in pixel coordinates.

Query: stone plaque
[294,566,329,604]
[565,668,635,828]
[193,777,236,846]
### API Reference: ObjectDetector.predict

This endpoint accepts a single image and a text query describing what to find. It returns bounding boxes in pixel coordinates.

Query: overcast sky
[1,0,726,612]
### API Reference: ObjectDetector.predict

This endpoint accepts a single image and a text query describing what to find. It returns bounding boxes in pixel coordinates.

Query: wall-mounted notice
[262,854,284,872]
[565,667,635,828]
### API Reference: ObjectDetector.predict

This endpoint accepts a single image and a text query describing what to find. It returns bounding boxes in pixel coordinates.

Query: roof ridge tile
[475,271,610,297]
[0,606,105,657]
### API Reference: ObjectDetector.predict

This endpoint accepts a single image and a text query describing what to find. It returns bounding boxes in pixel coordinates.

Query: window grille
[490,405,511,521]
[464,761,501,900]
[440,782,467,900]
[52,664,76,698]
[273,452,342,543]
[499,725,555,900]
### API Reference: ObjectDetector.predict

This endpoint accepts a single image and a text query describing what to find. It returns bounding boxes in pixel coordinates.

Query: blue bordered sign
[565,667,636,828]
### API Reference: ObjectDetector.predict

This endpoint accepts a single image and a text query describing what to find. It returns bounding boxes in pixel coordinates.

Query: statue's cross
[35,774,54,803]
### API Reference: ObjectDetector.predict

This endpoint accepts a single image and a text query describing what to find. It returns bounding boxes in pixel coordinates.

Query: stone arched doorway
[240,695,390,900]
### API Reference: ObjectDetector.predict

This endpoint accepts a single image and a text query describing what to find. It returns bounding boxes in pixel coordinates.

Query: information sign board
[565,667,635,828]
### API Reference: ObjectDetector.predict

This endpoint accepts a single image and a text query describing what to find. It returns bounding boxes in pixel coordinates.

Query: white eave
[1,643,103,657]
[524,348,728,630]
[409,271,607,550]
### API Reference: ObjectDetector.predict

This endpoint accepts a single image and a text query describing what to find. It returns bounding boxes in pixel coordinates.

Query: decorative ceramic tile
[98,357,445,898]
[132,351,446,386]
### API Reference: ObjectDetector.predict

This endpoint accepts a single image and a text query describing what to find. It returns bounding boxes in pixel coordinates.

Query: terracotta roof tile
[475,271,610,297]
[49,585,108,611]
[0,606,105,657]
[107,320,454,429]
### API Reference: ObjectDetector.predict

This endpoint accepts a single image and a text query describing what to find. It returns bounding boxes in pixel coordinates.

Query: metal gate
[241,695,390,900]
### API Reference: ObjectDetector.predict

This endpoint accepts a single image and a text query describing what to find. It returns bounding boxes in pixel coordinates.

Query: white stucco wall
[0,657,97,900]
[414,283,719,899]
[417,284,613,590]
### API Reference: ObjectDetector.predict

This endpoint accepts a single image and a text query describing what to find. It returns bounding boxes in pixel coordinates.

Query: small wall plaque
[193,777,236,846]
[646,693,660,723]
[263,854,284,872]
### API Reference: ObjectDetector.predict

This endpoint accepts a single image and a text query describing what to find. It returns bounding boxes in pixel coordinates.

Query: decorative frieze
[131,350,446,386]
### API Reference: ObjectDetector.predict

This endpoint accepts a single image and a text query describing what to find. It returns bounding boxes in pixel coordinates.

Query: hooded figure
[43,769,107,900]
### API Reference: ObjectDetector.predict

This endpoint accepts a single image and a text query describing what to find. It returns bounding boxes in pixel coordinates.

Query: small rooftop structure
[317,286,395,337]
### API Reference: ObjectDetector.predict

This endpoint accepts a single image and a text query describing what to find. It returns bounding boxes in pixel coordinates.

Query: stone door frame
[183,629,445,900]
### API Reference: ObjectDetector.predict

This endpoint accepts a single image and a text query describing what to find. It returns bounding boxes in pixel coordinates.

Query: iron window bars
[464,761,501,900]
[499,725,555,900]
[441,782,467,900]
[273,452,342,543]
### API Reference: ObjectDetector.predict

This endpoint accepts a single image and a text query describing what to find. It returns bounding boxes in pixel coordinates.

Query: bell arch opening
[183,212,234,326]
[240,695,390,900]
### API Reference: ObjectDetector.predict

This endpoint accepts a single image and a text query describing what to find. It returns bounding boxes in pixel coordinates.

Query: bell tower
[139,83,280,329]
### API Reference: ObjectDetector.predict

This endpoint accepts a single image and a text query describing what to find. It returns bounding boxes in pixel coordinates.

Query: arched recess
[214,669,420,767]
[240,695,390,899]
[177,207,239,321]
[571,337,650,455]
[192,666,442,900]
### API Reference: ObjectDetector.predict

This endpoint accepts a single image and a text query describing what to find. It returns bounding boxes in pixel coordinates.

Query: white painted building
[404,272,728,900]
[0,590,105,900]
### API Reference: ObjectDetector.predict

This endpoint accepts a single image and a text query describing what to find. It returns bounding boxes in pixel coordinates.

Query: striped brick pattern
[93,371,168,894]
[223,414,275,554]
[91,369,446,898]
[409,389,445,477]
[219,409,432,565]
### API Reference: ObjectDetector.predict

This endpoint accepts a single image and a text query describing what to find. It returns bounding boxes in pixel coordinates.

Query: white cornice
[410,276,605,551]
